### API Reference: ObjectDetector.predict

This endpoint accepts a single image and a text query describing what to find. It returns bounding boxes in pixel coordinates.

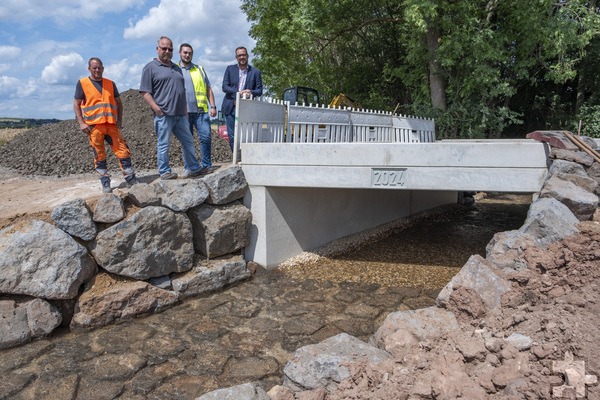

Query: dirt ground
[1,146,599,398]
[0,166,165,229]
[0,167,99,228]
[314,220,600,400]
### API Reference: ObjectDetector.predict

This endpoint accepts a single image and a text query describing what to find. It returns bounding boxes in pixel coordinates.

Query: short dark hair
[157,36,172,46]
[88,57,103,67]
[235,46,248,54]
[180,43,193,52]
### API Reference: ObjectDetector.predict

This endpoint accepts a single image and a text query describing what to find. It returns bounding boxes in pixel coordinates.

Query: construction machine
[329,93,361,109]
[283,86,361,109]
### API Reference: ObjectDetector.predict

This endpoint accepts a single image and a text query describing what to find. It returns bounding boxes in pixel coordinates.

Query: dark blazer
[221,64,263,115]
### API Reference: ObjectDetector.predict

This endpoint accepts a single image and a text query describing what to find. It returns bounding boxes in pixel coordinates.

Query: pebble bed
[0,196,531,399]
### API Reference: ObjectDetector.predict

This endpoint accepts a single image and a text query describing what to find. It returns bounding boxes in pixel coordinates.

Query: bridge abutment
[244,185,458,269]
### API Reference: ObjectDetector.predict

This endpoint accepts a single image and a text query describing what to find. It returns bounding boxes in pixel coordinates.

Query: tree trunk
[426,24,447,111]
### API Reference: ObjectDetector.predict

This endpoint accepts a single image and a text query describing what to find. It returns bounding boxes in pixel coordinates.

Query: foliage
[575,104,600,138]
[241,0,600,139]
[0,118,60,129]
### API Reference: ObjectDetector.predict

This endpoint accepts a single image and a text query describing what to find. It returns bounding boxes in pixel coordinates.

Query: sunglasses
[159,47,173,52]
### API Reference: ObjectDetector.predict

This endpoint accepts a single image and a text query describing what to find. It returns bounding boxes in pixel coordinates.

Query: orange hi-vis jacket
[80,77,118,125]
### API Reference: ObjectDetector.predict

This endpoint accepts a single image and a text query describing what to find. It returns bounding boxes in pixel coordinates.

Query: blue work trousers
[188,112,212,168]
[154,115,201,176]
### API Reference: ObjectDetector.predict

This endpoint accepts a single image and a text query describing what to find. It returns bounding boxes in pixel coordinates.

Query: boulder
[587,162,600,190]
[171,255,251,299]
[70,272,179,330]
[372,306,460,350]
[204,166,248,205]
[187,203,252,258]
[548,159,589,177]
[0,298,62,349]
[267,385,295,400]
[148,275,172,290]
[93,193,125,223]
[0,220,97,299]
[519,197,580,245]
[195,383,270,400]
[547,173,598,197]
[51,198,97,241]
[505,333,533,351]
[127,182,162,207]
[485,230,535,272]
[155,179,209,212]
[436,254,512,313]
[550,149,595,167]
[284,333,392,391]
[539,175,598,220]
[90,206,194,280]
[525,131,578,150]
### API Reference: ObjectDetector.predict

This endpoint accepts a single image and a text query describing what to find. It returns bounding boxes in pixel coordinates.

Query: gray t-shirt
[139,59,187,116]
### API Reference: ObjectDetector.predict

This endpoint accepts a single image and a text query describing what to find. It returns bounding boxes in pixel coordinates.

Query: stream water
[0,194,531,400]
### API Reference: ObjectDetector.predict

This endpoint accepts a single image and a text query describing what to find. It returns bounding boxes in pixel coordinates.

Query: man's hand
[79,122,91,134]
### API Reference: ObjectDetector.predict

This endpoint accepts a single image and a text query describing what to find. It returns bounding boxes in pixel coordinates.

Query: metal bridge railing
[232,94,436,163]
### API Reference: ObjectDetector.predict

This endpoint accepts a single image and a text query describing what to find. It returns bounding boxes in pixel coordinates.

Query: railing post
[232,91,242,164]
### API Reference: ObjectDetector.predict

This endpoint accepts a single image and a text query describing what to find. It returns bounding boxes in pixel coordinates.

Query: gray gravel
[0,90,232,176]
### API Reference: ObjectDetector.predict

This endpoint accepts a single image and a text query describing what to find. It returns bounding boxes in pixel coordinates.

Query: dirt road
[0,167,148,228]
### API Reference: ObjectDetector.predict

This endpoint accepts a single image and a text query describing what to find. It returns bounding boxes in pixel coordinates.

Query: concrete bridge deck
[240,140,549,192]
[240,139,550,269]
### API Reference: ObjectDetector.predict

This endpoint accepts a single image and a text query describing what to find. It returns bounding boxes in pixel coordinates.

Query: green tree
[241,0,600,138]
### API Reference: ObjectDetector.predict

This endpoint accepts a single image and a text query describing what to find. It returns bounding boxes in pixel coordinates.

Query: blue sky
[0,0,254,120]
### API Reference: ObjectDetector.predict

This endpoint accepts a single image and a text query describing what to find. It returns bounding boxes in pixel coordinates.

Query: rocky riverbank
[198,140,600,400]
[0,191,533,400]
[0,166,252,349]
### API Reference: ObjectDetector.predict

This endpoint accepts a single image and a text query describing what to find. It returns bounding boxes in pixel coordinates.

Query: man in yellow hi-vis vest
[74,57,138,193]
[178,43,217,175]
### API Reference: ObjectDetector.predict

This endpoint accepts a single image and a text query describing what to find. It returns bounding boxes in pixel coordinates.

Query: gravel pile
[0,89,232,176]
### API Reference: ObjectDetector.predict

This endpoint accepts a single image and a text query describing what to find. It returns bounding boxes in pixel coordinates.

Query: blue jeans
[154,115,201,176]
[188,112,212,168]
[225,111,235,151]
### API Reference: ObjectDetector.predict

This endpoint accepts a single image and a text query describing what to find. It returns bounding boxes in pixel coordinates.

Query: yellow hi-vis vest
[80,78,118,125]
[186,64,209,112]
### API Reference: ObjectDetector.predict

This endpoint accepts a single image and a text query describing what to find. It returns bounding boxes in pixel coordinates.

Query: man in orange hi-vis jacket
[74,57,138,193]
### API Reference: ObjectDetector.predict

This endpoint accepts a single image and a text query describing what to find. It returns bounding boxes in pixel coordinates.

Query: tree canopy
[241,0,600,138]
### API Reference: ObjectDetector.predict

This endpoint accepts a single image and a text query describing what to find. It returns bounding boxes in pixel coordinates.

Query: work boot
[181,168,210,179]
[100,176,112,193]
[160,172,178,180]
[125,174,140,188]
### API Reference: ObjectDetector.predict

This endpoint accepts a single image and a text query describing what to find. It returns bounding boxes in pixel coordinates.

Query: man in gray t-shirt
[140,36,203,179]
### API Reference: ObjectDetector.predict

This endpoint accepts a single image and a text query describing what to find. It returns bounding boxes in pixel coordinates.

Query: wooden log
[562,130,600,164]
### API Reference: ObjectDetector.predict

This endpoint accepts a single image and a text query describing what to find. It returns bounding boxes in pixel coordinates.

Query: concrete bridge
[231,96,551,268]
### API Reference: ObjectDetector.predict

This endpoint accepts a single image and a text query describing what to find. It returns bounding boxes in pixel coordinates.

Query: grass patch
[0,128,29,148]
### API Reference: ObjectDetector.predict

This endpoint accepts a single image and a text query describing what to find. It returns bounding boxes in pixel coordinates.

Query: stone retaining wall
[0,166,253,349]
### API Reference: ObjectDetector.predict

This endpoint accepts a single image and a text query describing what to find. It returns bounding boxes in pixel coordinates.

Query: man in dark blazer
[221,46,263,151]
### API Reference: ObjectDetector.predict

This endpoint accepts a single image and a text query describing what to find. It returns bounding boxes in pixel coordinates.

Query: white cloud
[123,0,253,52]
[0,0,254,119]
[104,59,147,91]
[17,78,38,97]
[41,53,85,85]
[0,46,21,59]
[120,0,256,102]
[0,0,145,23]
[0,76,21,97]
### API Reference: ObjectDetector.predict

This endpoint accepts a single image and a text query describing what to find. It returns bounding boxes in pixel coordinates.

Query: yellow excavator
[283,86,361,109]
